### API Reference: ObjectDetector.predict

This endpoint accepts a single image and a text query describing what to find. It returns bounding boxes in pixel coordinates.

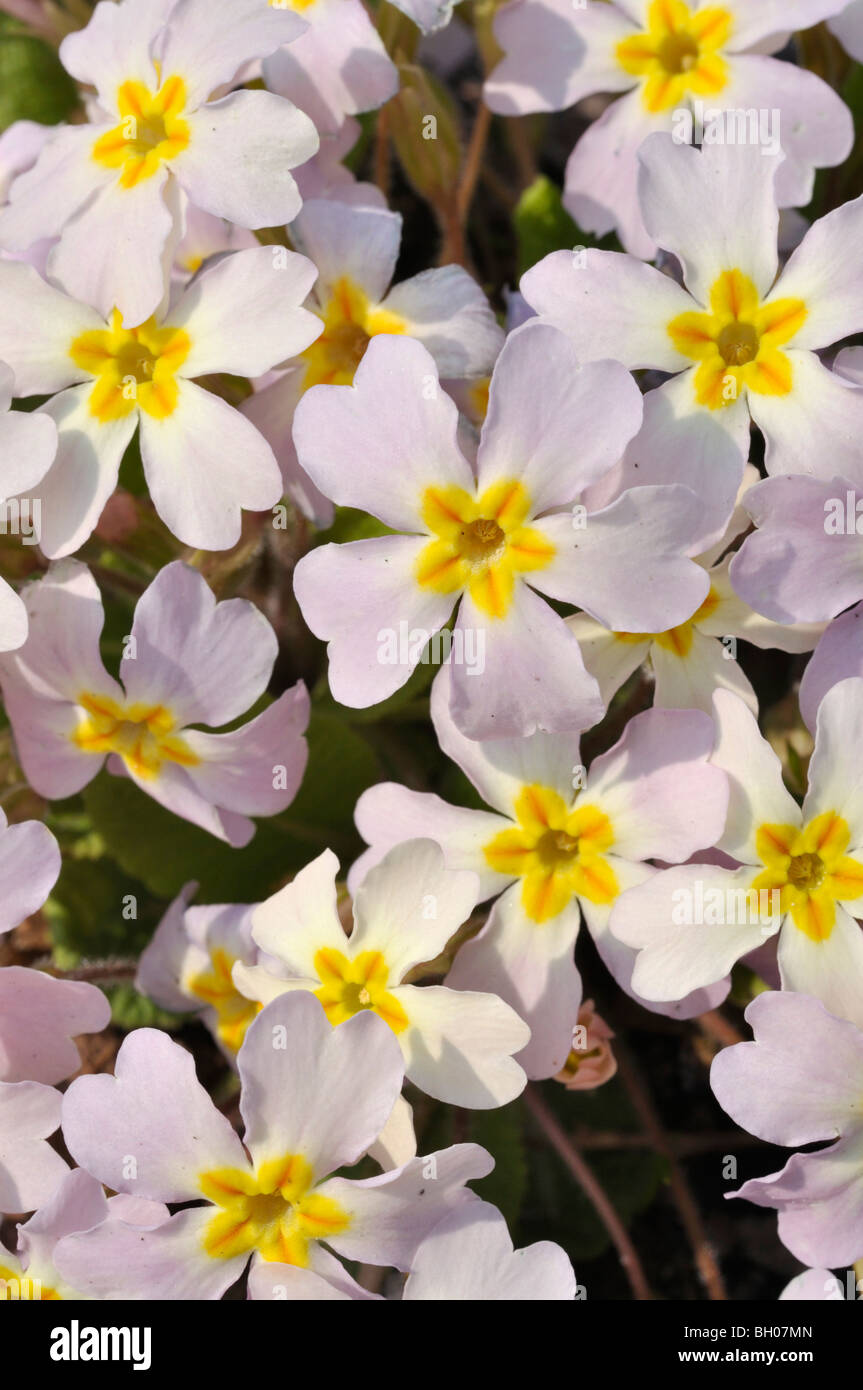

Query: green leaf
[47,855,162,963]
[105,983,190,1032]
[0,34,78,132]
[82,712,381,902]
[468,1099,527,1227]
[514,175,618,276]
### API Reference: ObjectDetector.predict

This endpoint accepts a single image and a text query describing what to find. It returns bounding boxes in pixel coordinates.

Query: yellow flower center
[616,0,732,112]
[668,269,807,410]
[415,479,555,620]
[752,812,863,942]
[70,311,191,423]
[187,949,263,1054]
[614,585,720,658]
[93,76,190,188]
[301,277,406,388]
[200,1155,350,1267]
[313,947,408,1033]
[72,693,199,780]
[484,784,618,923]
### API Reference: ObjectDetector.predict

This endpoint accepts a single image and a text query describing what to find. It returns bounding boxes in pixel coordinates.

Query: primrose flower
[293,322,711,741]
[0,560,310,847]
[0,0,319,325]
[136,887,263,1059]
[0,248,320,554]
[0,361,57,649]
[249,1199,576,1301]
[1,1169,169,1302]
[352,671,729,1078]
[233,839,530,1108]
[569,470,822,714]
[612,683,863,1030]
[242,198,503,525]
[486,0,852,259]
[0,1082,68,1214]
[56,992,492,1299]
[711,991,863,1267]
[521,137,863,533]
[554,1000,617,1092]
[263,1,398,135]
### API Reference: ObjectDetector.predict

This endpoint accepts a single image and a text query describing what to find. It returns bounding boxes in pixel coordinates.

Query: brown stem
[40,959,138,984]
[524,1085,652,1301]
[615,1043,727,1301]
[698,1009,745,1051]
[456,101,492,224]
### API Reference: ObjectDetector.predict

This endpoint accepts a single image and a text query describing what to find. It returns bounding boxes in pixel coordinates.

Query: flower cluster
[1,0,862,1310]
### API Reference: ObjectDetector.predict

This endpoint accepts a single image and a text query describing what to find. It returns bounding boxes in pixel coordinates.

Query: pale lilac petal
[563,87,669,259]
[0,261,101,396]
[250,848,348,980]
[237,992,404,1179]
[612,863,773,1002]
[432,663,585,817]
[447,585,604,741]
[476,322,642,511]
[800,605,863,733]
[139,380,282,549]
[123,561,279,726]
[169,244,320,378]
[712,56,851,210]
[175,91,317,228]
[292,334,473,531]
[0,1081,67,1213]
[351,839,480,979]
[352,783,512,901]
[535,486,710,631]
[404,1201,576,1300]
[53,1206,245,1301]
[159,0,306,104]
[381,267,504,378]
[520,248,694,372]
[61,1028,248,1203]
[485,0,636,115]
[587,708,729,862]
[803,676,863,843]
[263,2,398,134]
[777,905,863,1034]
[183,686,309,818]
[48,171,176,327]
[712,689,801,863]
[447,884,582,1081]
[637,135,781,305]
[0,969,108,1085]
[322,1144,493,1270]
[290,198,401,302]
[749,352,863,487]
[294,535,455,709]
[711,990,863,1144]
